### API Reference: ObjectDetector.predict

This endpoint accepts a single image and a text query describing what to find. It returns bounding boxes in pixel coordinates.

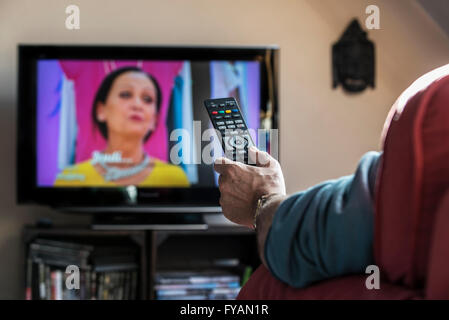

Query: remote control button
[232,109,239,112]
[235,120,243,124]
[218,125,226,130]
[219,103,225,108]
[237,124,245,128]
[224,115,232,119]
[216,121,225,125]
[212,111,218,115]
[225,120,234,125]
[232,114,240,118]
[214,116,223,120]
[227,125,236,129]
[225,110,231,114]
[219,110,225,114]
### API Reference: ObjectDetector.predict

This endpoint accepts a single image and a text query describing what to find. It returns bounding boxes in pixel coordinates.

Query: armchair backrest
[374,71,449,292]
[426,191,449,299]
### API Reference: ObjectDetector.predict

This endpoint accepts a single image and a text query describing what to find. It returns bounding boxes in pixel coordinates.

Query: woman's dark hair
[92,66,162,142]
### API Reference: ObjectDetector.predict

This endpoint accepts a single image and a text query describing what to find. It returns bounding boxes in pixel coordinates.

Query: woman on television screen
[54,66,190,187]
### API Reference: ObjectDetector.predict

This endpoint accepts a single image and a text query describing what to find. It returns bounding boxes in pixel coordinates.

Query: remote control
[204,97,255,164]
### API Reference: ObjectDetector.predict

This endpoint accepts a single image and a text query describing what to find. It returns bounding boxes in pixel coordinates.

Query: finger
[214,157,234,174]
[248,146,272,167]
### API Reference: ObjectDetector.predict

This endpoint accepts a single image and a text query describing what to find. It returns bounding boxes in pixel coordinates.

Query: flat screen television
[17,45,279,214]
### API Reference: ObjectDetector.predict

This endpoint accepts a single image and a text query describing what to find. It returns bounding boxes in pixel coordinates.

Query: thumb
[248,146,272,167]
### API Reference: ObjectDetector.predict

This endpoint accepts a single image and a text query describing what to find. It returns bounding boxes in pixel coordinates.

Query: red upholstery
[375,76,449,290]
[238,265,420,300]
[426,191,449,299]
[237,73,449,300]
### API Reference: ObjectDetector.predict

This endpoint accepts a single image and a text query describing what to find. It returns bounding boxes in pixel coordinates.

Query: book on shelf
[156,287,241,298]
[155,270,240,285]
[154,269,242,300]
[25,238,140,300]
[158,294,209,300]
[154,281,240,291]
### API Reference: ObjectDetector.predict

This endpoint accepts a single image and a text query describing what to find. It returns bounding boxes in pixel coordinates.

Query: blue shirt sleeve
[264,151,382,288]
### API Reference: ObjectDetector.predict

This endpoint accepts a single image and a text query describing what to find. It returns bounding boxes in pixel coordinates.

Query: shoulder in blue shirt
[265,151,382,288]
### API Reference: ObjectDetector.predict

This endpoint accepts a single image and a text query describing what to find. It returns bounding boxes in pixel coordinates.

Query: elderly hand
[213,146,286,228]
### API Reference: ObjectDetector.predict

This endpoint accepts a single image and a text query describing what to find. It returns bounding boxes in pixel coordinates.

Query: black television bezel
[17,44,279,212]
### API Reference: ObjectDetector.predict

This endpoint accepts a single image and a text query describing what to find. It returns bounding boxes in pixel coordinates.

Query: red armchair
[238,73,449,300]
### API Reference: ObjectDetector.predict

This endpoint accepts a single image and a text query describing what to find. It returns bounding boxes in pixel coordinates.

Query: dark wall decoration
[332,19,375,93]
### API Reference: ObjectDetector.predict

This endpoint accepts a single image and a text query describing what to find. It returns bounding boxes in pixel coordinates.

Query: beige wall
[0,0,448,299]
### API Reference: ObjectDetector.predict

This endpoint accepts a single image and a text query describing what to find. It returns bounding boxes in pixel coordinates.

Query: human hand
[213,146,286,228]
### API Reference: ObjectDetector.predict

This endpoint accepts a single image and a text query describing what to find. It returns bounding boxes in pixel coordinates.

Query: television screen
[17,46,278,210]
[37,59,262,188]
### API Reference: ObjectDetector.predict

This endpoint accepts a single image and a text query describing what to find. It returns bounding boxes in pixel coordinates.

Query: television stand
[91,213,208,231]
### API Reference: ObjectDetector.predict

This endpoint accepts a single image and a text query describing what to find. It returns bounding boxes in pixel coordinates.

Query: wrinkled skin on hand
[214,147,286,228]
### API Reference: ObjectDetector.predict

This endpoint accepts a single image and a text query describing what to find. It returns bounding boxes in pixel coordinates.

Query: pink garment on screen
[59,60,183,163]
